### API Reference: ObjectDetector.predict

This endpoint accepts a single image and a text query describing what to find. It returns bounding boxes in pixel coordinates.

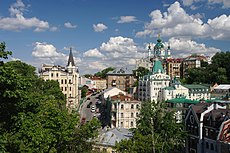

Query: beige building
[39,49,79,109]
[90,76,107,91]
[111,93,141,129]
[163,58,183,79]
[106,67,135,92]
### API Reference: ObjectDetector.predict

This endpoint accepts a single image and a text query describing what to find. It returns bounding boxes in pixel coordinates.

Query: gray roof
[95,128,133,147]
[107,67,133,75]
[67,48,75,66]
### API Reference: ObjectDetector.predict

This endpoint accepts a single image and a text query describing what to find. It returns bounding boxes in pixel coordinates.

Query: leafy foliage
[0,44,101,152]
[185,51,230,84]
[133,66,150,79]
[0,42,12,62]
[116,101,186,153]
[94,67,115,79]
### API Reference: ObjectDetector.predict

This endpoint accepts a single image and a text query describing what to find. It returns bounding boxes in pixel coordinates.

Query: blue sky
[0,0,229,74]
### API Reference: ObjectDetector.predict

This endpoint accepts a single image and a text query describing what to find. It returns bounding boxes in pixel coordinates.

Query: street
[80,93,101,123]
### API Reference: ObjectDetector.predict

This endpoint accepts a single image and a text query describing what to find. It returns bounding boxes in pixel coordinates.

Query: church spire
[67,47,75,66]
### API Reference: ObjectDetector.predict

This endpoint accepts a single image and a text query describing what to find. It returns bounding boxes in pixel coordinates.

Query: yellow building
[90,76,107,91]
[39,49,79,109]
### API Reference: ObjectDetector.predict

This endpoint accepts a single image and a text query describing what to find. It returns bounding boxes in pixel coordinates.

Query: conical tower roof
[152,58,164,74]
[67,48,75,66]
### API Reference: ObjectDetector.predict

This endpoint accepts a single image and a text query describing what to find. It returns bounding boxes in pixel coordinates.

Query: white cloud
[50,26,58,31]
[64,22,77,28]
[83,48,105,58]
[181,0,230,8]
[168,37,221,57]
[100,36,138,53]
[32,42,65,58]
[117,16,137,23]
[93,23,108,32]
[208,0,230,8]
[0,0,50,31]
[32,42,81,68]
[136,1,230,40]
[181,0,200,6]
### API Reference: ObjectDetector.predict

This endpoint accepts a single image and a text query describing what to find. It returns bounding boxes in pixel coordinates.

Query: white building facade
[39,48,79,109]
[138,59,171,102]
[111,93,141,129]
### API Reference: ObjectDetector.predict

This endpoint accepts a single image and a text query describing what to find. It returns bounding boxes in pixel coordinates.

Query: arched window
[131,121,133,127]
[121,104,124,110]
[131,104,134,109]
[131,112,134,118]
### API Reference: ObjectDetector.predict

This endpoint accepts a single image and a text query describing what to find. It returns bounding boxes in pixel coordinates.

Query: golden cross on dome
[157,33,160,38]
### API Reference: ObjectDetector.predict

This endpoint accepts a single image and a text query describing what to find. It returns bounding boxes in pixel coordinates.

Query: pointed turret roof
[67,47,75,66]
[152,58,164,74]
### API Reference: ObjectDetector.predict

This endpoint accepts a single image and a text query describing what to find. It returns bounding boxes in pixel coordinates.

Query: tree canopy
[184,51,230,84]
[94,67,115,79]
[116,101,186,153]
[0,43,101,152]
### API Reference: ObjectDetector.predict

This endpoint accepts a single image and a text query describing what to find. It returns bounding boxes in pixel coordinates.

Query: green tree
[0,45,101,152]
[80,86,88,98]
[133,66,150,79]
[94,67,115,79]
[0,42,12,65]
[116,101,186,153]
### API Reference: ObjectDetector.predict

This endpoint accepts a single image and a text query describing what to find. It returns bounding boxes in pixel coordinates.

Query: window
[206,142,209,149]
[136,104,139,109]
[210,143,214,150]
[121,104,124,110]
[120,122,123,127]
[121,113,124,118]
[51,73,54,77]
[65,87,67,91]
[131,112,134,117]
[131,121,133,127]
[70,87,71,91]
[69,94,71,97]
[131,104,134,109]
[61,79,63,84]
[69,79,71,84]
[56,73,59,77]
[136,112,139,117]
[65,79,67,84]
[61,87,63,91]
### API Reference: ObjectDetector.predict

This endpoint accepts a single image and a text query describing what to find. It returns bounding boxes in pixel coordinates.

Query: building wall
[40,65,79,109]
[111,100,140,129]
[94,79,107,90]
[107,75,135,92]
[138,73,171,102]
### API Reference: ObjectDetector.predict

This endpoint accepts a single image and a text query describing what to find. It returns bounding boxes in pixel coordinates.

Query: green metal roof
[152,59,164,74]
[166,98,199,104]
[163,86,175,90]
[182,84,209,89]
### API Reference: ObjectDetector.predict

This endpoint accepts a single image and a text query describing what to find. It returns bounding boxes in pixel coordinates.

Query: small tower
[67,47,75,73]
[167,43,171,58]
[148,43,151,61]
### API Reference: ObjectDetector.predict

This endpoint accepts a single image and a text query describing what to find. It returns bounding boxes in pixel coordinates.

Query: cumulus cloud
[83,48,105,58]
[117,16,137,23]
[64,22,77,28]
[168,37,221,57]
[79,36,145,73]
[32,42,65,58]
[136,1,230,40]
[0,0,50,32]
[93,23,108,32]
[32,42,81,67]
